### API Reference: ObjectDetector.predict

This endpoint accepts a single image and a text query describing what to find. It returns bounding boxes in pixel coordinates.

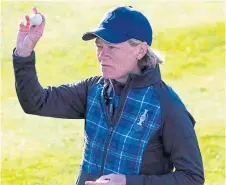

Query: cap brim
[82,27,130,44]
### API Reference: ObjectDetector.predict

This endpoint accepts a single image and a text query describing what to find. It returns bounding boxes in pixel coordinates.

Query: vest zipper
[112,77,132,127]
[100,88,114,176]
[100,126,113,176]
[100,77,132,176]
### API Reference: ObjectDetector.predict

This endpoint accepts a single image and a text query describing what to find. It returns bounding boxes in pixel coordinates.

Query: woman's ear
[137,42,148,60]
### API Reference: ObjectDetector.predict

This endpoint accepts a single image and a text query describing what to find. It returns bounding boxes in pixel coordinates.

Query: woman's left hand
[85,173,126,185]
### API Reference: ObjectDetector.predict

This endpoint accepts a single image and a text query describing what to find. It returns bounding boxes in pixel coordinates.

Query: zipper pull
[109,103,113,116]
[109,127,113,132]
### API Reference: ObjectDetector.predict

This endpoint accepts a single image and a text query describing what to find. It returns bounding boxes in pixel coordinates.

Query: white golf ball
[30,14,42,26]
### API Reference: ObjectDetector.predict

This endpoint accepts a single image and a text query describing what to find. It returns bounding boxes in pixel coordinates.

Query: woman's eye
[109,46,116,49]
[97,45,103,49]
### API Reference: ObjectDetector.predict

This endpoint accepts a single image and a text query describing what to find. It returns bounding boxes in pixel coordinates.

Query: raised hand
[16,7,46,57]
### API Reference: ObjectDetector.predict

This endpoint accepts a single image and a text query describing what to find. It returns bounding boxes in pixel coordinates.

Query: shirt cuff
[13,48,33,58]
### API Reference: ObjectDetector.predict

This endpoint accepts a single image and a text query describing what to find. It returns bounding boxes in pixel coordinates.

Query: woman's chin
[102,73,115,79]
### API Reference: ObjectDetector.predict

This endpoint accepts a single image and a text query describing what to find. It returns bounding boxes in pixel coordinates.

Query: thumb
[28,14,45,43]
[30,7,45,32]
[30,14,46,34]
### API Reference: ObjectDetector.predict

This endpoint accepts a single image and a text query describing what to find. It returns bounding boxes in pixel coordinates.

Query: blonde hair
[127,39,164,69]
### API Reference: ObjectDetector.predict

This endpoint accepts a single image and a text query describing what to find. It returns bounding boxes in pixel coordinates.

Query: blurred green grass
[1,1,225,185]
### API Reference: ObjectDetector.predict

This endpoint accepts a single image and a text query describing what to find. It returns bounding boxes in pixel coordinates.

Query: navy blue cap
[82,6,153,46]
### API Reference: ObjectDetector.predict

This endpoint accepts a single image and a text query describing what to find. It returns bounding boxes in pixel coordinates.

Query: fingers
[25,15,30,26]
[31,16,45,34]
[19,20,25,27]
[29,7,46,33]
[40,13,46,23]
[31,6,46,23]
[18,14,31,32]
[98,175,111,181]
[32,14,46,33]
[17,7,45,43]
[32,7,38,14]
[18,19,28,32]
[85,181,96,185]
[85,180,109,185]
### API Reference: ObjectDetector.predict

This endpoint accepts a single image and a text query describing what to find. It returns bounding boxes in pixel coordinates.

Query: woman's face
[95,38,141,83]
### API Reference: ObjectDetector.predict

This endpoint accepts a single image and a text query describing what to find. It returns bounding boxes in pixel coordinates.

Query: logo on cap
[102,11,116,24]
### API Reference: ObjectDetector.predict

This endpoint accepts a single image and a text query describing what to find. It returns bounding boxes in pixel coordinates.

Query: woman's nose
[98,47,110,60]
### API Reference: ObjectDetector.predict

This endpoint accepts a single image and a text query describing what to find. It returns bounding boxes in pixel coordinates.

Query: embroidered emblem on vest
[134,109,149,131]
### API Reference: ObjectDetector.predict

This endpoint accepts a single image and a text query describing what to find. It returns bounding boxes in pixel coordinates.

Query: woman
[13,6,204,185]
